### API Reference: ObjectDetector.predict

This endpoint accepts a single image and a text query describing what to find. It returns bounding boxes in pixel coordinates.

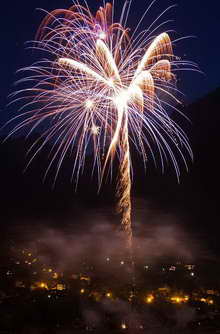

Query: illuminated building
[121,322,127,329]
[31,282,48,290]
[169,266,176,271]
[106,292,112,298]
[185,264,195,270]
[54,283,66,291]
[52,272,58,279]
[80,275,90,282]
[145,295,154,303]
[15,281,25,288]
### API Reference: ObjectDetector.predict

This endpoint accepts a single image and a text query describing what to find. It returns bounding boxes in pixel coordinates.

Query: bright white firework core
[99,31,106,39]
[85,99,94,109]
[114,90,130,108]
[91,124,100,135]
[107,77,114,87]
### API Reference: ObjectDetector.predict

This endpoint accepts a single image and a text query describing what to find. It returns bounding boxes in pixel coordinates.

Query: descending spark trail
[8,1,196,248]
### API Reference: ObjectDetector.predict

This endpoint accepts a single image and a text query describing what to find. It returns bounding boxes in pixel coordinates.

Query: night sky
[0,1,220,255]
[1,0,220,118]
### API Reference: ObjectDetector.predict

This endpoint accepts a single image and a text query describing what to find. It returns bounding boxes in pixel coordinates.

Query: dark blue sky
[1,0,220,125]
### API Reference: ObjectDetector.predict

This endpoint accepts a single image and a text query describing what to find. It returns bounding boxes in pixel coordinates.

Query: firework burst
[8,1,196,246]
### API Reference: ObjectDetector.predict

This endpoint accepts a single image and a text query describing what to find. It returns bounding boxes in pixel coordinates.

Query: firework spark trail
[116,110,132,248]
[7,2,196,248]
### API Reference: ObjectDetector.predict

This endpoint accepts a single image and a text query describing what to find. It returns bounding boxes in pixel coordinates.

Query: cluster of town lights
[15,250,217,308]
[145,294,154,303]
[170,296,189,303]
[30,283,216,307]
